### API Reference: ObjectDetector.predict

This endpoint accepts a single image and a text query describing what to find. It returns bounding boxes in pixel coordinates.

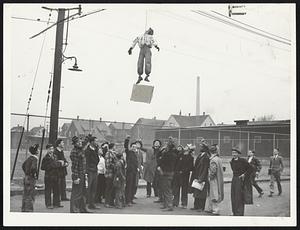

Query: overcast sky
[5,3,295,129]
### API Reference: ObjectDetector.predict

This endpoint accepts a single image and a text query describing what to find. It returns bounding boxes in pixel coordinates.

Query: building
[109,122,133,144]
[11,125,26,149]
[155,119,290,157]
[66,119,113,148]
[131,117,166,148]
[60,122,71,137]
[162,112,215,128]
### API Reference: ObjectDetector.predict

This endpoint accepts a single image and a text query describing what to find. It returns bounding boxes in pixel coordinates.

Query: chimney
[188,113,191,116]
[77,115,79,120]
[179,110,182,116]
[252,118,255,122]
[196,76,200,115]
[100,117,102,122]
[203,112,205,116]
[234,120,249,126]
[153,116,156,120]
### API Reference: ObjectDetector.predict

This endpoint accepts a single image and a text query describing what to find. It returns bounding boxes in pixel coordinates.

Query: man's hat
[72,136,79,145]
[232,147,242,154]
[147,27,154,34]
[86,134,96,142]
[29,144,39,155]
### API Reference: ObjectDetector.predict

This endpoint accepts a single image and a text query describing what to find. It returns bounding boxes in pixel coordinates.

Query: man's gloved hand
[128,47,133,55]
[155,46,160,52]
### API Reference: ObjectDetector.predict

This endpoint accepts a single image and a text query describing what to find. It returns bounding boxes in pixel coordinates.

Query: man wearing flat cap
[70,136,90,213]
[84,135,100,209]
[230,147,253,216]
[21,144,39,212]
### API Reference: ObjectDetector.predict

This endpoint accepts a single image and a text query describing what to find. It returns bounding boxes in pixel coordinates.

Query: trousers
[125,171,137,203]
[172,173,189,206]
[22,175,36,212]
[270,171,282,194]
[137,45,152,76]
[58,176,67,200]
[161,173,174,208]
[70,176,87,213]
[250,173,263,194]
[95,174,106,203]
[87,171,98,207]
[105,177,115,206]
[44,176,60,207]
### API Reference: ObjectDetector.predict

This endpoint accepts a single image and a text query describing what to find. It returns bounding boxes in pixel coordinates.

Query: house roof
[11,126,24,132]
[109,122,133,130]
[134,118,166,128]
[168,114,213,128]
[29,126,44,135]
[61,123,71,130]
[69,120,112,138]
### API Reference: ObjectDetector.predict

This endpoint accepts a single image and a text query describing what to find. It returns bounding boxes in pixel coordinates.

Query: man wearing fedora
[268,148,284,197]
[128,27,160,84]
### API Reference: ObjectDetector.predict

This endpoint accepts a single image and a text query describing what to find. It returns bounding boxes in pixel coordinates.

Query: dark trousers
[21,176,36,212]
[231,176,245,216]
[125,171,136,203]
[270,172,282,194]
[105,177,115,206]
[161,173,174,208]
[146,182,157,196]
[58,176,67,200]
[172,173,189,206]
[87,171,98,207]
[95,174,106,203]
[153,170,163,200]
[137,45,152,76]
[194,197,206,210]
[70,176,87,213]
[44,176,60,207]
[250,174,263,194]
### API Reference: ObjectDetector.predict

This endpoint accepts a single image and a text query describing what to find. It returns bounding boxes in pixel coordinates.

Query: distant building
[60,123,71,137]
[11,125,26,149]
[109,122,133,144]
[66,119,113,148]
[131,117,166,148]
[155,119,290,157]
[162,112,215,128]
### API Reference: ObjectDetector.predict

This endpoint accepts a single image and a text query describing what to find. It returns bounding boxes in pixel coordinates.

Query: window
[223,136,231,144]
[254,136,261,143]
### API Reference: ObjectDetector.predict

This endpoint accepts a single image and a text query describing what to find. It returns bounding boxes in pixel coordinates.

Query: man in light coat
[206,144,224,215]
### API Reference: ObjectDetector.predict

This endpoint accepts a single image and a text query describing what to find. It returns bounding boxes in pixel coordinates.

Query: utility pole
[49,9,65,144]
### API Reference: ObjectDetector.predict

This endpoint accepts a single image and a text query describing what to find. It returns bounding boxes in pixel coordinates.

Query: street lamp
[62,54,83,71]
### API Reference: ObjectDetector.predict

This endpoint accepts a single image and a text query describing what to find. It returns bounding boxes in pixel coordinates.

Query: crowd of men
[21,134,284,216]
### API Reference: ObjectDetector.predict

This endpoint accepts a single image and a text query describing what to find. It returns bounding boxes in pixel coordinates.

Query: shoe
[160,206,167,209]
[133,196,138,199]
[211,212,220,216]
[53,204,64,208]
[46,205,54,209]
[136,76,143,84]
[147,195,151,198]
[144,76,150,82]
[162,208,173,211]
[88,205,100,209]
[258,192,264,198]
[154,200,162,203]
[205,210,213,213]
[268,194,273,197]
[126,203,133,207]
[181,205,187,209]
[190,207,198,210]
[131,201,137,204]
[81,209,92,213]
[197,209,204,213]
[173,204,178,208]
[105,204,114,208]
[61,198,70,201]
[115,206,123,209]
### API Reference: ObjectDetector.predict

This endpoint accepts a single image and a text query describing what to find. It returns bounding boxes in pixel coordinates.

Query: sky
[4,3,296,129]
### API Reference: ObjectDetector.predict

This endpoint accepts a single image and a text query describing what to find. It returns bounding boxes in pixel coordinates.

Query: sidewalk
[10,175,290,196]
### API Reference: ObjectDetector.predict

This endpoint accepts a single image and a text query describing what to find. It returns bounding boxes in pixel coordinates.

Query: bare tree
[255,114,275,121]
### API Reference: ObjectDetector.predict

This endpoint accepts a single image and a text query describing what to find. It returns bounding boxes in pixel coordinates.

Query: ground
[10,181,290,216]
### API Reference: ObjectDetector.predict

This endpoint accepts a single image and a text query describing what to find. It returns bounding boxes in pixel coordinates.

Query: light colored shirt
[97,156,106,174]
[248,156,253,163]
[131,33,158,49]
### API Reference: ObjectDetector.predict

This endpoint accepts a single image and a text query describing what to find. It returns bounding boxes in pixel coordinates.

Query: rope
[144,9,148,31]
[21,11,53,130]
[62,9,70,54]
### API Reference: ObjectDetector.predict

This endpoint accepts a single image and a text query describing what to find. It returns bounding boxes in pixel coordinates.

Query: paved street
[10,181,290,216]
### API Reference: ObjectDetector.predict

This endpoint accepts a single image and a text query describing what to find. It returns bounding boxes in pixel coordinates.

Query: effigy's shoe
[144,76,150,82]
[136,76,143,84]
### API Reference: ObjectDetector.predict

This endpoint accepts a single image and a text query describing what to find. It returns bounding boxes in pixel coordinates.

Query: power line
[192,10,291,46]
[211,10,291,43]
[11,16,55,23]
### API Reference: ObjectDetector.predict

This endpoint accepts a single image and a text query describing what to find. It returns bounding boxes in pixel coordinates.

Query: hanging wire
[21,10,53,131]
[144,9,148,31]
[62,9,70,55]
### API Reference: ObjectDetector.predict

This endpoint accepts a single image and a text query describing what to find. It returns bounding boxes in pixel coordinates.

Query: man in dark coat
[172,144,194,209]
[247,150,264,197]
[153,139,164,203]
[84,135,100,209]
[124,136,138,206]
[21,144,39,212]
[70,136,91,213]
[158,137,178,211]
[41,144,64,209]
[54,139,69,201]
[230,147,253,216]
[189,140,210,212]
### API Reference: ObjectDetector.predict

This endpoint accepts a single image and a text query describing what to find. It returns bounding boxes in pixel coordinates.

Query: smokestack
[196,76,200,115]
